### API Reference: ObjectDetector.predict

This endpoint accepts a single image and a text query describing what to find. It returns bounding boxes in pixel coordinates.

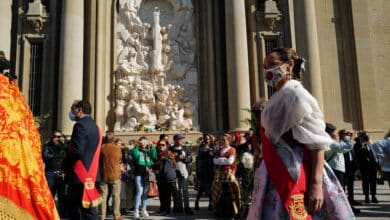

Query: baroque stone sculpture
[115,0,198,131]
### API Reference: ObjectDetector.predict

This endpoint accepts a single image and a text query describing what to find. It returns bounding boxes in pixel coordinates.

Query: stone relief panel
[115,0,198,131]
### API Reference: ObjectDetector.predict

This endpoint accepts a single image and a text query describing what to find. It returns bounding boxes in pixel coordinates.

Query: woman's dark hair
[202,133,211,141]
[159,133,168,140]
[325,122,336,134]
[159,133,170,146]
[270,48,306,81]
[357,131,369,143]
[157,139,167,146]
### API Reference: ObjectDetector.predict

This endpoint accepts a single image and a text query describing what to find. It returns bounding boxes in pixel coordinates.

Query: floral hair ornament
[300,57,306,72]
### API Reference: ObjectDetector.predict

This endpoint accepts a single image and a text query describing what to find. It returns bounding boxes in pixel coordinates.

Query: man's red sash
[73,128,103,208]
[260,128,312,220]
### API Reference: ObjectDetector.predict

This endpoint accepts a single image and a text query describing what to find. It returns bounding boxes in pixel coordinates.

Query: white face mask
[140,140,148,146]
[127,144,134,150]
[263,64,288,87]
[343,136,351,142]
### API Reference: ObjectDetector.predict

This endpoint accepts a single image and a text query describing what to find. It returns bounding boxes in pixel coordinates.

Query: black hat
[173,134,185,141]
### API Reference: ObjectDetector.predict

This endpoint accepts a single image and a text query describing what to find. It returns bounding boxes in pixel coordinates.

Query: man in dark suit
[65,100,102,220]
[342,130,360,205]
[354,132,379,203]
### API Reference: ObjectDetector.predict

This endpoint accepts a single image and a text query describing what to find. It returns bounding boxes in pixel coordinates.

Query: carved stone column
[58,0,84,134]
[225,0,251,130]
[294,1,324,109]
[0,0,12,58]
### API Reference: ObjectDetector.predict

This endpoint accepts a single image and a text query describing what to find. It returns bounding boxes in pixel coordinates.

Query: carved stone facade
[115,0,197,131]
[3,0,390,139]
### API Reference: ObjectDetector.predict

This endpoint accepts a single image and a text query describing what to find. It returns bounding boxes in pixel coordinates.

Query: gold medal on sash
[289,194,308,220]
[84,177,95,190]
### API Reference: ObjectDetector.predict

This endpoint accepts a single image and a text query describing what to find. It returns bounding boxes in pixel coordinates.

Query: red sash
[73,128,103,208]
[260,128,312,220]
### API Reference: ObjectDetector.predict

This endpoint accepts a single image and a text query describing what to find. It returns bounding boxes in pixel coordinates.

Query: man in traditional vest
[65,100,103,220]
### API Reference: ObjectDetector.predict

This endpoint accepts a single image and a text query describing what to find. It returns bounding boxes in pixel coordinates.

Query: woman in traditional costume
[0,51,59,219]
[211,134,241,218]
[247,48,354,219]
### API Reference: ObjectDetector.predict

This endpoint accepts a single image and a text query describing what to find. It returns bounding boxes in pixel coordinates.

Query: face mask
[263,64,288,87]
[141,140,148,146]
[343,136,351,142]
[127,144,134,150]
[68,111,77,121]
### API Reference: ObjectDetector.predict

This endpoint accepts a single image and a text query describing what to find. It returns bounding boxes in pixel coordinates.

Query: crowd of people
[42,121,256,219]
[324,123,390,214]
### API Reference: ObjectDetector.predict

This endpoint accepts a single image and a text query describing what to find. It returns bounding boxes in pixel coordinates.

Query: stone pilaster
[58,0,84,135]
[294,1,324,110]
[0,0,12,58]
[246,0,260,104]
[225,0,251,130]
[349,1,382,131]
[94,0,112,130]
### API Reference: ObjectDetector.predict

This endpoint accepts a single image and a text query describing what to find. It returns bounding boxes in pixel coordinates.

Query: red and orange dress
[211,146,240,216]
[0,74,59,219]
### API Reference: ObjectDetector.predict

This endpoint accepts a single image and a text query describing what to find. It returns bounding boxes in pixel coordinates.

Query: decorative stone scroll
[114,0,198,131]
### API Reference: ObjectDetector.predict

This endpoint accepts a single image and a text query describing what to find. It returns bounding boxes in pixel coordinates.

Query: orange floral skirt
[0,74,59,220]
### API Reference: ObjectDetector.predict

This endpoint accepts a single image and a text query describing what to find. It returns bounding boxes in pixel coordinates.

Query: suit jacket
[354,142,378,171]
[66,115,101,185]
[343,145,358,173]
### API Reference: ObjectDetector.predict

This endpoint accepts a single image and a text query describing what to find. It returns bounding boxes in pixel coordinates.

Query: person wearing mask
[247,48,354,219]
[324,125,354,186]
[98,137,123,220]
[169,134,194,215]
[324,124,360,213]
[132,136,157,219]
[65,100,103,220]
[154,139,179,215]
[342,130,360,207]
[355,131,379,203]
[43,130,68,217]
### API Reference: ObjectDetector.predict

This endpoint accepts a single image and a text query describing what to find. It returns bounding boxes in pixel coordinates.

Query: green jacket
[132,146,157,166]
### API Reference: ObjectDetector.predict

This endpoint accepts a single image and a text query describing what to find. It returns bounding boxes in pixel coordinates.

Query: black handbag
[377,169,384,185]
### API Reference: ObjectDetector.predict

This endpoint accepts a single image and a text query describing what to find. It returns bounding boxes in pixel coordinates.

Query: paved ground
[352,181,390,220]
[101,180,389,220]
